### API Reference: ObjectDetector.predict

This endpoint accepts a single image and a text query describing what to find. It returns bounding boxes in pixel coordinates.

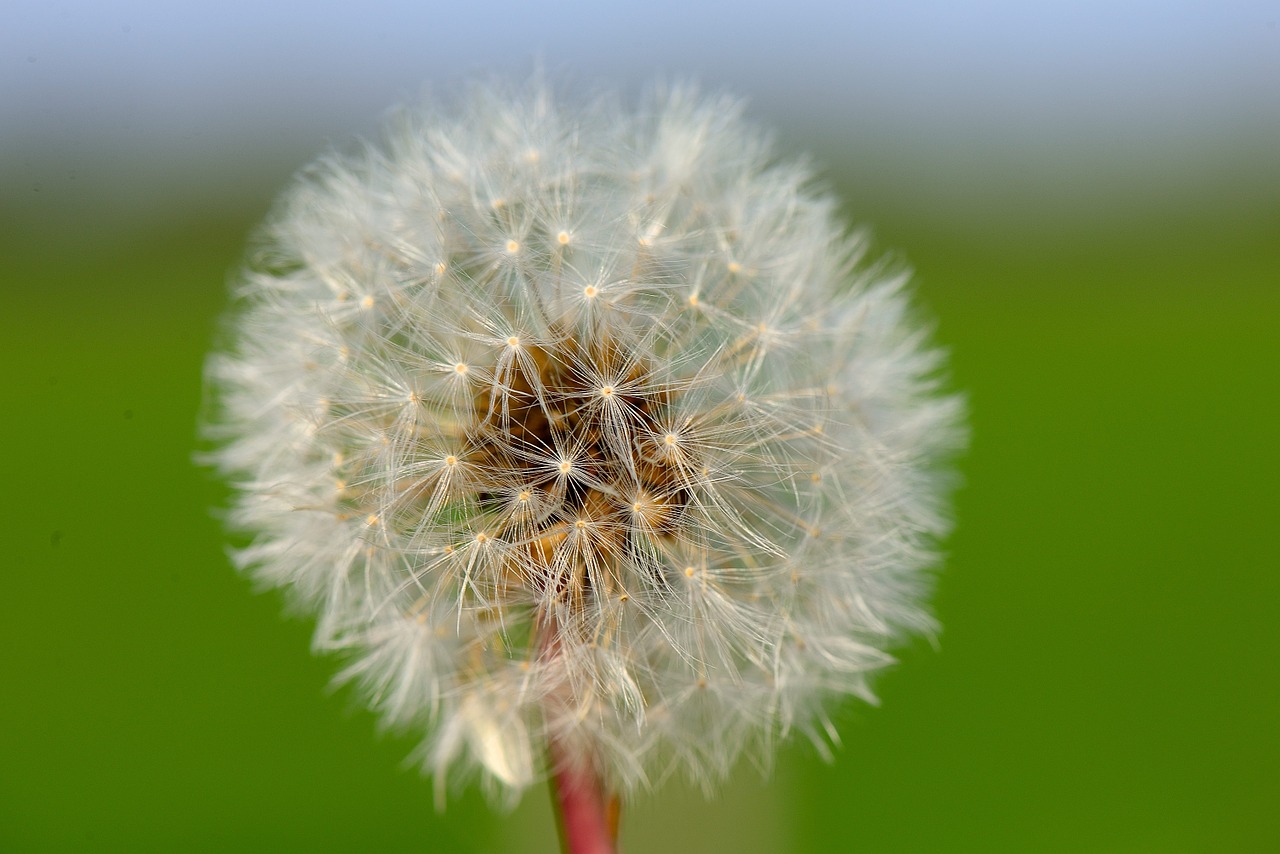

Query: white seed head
[204,78,964,804]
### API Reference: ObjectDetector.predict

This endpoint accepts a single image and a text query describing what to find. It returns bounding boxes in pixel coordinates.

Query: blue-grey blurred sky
[4,0,1278,242]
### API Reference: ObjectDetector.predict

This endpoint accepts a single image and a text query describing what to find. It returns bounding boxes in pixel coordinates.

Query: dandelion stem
[549,741,619,854]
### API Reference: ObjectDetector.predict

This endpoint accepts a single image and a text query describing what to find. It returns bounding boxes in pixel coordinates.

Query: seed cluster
[465,336,686,605]
[206,80,963,801]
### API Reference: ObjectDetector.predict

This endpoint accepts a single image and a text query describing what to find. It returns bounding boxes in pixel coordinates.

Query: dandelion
[204,77,963,852]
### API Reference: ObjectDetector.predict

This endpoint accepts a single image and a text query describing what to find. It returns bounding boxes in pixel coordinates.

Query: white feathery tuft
[204,77,965,804]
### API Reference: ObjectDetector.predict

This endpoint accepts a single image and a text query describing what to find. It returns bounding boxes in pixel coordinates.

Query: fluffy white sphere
[205,79,964,802]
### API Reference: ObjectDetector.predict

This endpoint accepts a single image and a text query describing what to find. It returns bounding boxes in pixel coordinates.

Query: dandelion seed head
[205,77,964,803]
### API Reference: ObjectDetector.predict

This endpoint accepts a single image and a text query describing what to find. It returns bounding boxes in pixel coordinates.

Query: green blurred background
[3,3,1278,851]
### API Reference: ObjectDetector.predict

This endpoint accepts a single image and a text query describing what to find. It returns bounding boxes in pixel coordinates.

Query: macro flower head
[205,77,964,807]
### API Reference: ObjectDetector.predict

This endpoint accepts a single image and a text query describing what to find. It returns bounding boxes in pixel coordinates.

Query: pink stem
[549,743,619,854]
